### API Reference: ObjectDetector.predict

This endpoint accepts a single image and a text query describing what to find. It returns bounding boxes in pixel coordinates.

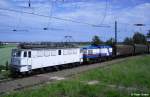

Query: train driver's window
[28,51,31,58]
[80,49,83,53]
[88,50,93,54]
[83,50,87,54]
[24,51,27,57]
[16,51,21,57]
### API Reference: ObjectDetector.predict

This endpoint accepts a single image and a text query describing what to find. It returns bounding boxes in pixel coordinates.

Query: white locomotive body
[10,47,83,73]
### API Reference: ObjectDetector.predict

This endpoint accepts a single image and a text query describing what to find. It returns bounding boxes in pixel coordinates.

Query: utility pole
[115,21,117,44]
[114,21,117,56]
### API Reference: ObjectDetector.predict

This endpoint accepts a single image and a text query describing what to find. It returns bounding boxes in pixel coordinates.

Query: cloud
[0,0,12,7]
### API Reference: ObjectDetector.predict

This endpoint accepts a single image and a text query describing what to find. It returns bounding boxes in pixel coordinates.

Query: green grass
[0,45,16,66]
[77,55,150,89]
[0,45,16,79]
[2,55,150,97]
[3,80,129,97]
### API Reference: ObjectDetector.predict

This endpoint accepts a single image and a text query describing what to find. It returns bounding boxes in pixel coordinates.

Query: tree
[0,41,3,47]
[146,30,150,43]
[106,38,115,46]
[146,30,150,38]
[91,35,103,46]
[123,37,133,45]
[133,32,147,44]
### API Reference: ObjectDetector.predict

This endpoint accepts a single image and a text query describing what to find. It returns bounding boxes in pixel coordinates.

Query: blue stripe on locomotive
[82,45,98,49]
[83,54,100,58]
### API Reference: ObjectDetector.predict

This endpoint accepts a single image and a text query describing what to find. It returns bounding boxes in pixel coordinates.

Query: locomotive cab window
[24,51,27,57]
[28,51,31,58]
[80,49,83,53]
[12,50,21,57]
[15,51,21,57]
[58,50,61,55]
[88,50,93,54]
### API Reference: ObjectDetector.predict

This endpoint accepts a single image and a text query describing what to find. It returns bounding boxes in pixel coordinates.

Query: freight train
[10,43,149,75]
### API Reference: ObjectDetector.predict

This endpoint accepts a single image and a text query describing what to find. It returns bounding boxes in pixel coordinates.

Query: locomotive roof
[82,45,112,49]
[15,46,80,51]
[17,43,79,50]
[97,45,112,48]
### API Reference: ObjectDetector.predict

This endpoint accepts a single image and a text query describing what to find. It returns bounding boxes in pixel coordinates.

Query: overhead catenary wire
[43,0,54,30]
[99,0,109,25]
[0,7,110,28]
[0,22,67,32]
[13,7,23,32]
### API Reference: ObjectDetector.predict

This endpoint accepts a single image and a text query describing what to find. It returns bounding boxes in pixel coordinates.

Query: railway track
[0,55,143,95]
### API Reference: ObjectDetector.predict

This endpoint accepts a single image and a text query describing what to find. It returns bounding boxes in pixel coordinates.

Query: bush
[0,65,6,72]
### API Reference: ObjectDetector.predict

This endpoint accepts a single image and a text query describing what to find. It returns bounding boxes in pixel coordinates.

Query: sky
[0,0,150,42]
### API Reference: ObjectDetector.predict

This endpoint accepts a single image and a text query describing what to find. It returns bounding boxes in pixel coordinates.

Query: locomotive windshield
[12,50,21,57]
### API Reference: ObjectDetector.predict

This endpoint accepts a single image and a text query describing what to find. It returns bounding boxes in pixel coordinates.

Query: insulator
[43,28,48,30]
[13,29,17,31]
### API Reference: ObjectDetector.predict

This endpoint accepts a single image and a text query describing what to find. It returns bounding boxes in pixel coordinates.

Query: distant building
[2,42,20,45]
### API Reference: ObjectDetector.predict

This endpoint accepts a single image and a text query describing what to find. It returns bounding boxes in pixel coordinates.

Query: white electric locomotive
[10,45,83,74]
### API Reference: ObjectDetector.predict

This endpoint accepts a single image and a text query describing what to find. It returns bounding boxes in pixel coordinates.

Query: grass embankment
[0,45,17,79]
[2,55,150,97]
[0,45,16,66]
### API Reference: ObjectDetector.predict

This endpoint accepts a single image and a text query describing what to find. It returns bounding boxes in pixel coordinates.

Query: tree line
[91,31,150,46]
[0,41,4,47]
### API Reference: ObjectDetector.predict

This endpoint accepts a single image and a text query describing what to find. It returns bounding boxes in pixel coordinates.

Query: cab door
[23,51,28,65]
[23,51,32,71]
[27,51,32,66]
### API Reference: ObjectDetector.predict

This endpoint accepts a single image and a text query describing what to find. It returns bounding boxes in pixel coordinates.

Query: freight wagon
[116,45,134,56]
